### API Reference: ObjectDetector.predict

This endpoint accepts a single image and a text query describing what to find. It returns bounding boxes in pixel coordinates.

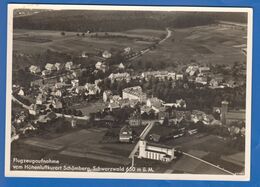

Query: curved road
[128,28,172,61]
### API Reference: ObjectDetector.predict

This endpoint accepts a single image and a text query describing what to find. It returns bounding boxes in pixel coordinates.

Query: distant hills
[13,10,247,32]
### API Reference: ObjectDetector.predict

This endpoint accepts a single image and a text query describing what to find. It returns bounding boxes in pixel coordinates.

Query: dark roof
[147,142,173,149]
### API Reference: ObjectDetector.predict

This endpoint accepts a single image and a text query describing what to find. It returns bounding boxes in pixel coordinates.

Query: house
[16,114,26,124]
[52,98,63,109]
[103,90,112,102]
[108,73,130,83]
[75,86,86,94]
[186,65,199,76]
[65,61,73,70]
[141,71,176,80]
[146,97,164,113]
[55,63,63,71]
[55,82,66,89]
[110,95,122,103]
[138,140,176,162]
[175,99,187,108]
[29,65,41,74]
[210,79,221,87]
[119,125,133,143]
[124,47,131,54]
[95,62,107,72]
[36,94,47,105]
[29,104,39,115]
[195,76,207,85]
[118,63,125,69]
[176,74,184,80]
[102,50,112,58]
[45,63,56,71]
[191,110,206,123]
[18,88,25,96]
[224,80,237,88]
[122,86,147,103]
[129,112,142,126]
[85,83,101,95]
[42,70,51,76]
[71,79,79,87]
[199,67,210,74]
[95,61,103,69]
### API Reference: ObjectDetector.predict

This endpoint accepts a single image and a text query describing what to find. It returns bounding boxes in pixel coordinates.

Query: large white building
[122,86,147,103]
[138,140,176,162]
[108,72,130,83]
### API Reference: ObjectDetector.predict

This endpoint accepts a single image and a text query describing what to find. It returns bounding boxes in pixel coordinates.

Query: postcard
[5,4,252,181]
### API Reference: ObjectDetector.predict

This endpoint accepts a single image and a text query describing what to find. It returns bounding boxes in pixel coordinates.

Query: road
[159,28,172,44]
[12,95,30,110]
[128,28,172,61]
[182,151,235,175]
[128,122,155,159]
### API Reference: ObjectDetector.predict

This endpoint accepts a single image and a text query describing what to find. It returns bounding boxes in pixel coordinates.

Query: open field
[131,25,247,67]
[13,29,163,55]
[11,127,135,167]
[164,133,244,174]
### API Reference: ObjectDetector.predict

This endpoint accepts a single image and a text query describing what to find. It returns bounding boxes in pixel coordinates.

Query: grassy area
[131,25,246,67]
[11,127,135,169]
[13,29,158,55]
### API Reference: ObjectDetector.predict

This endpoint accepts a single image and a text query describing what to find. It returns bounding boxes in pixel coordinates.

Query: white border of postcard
[5,4,253,181]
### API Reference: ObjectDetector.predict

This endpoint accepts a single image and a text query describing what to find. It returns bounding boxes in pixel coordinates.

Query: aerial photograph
[8,6,250,178]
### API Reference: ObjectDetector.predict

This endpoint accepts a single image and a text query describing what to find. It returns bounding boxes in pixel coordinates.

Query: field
[131,25,247,67]
[13,29,164,55]
[11,127,136,168]
[167,134,244,174]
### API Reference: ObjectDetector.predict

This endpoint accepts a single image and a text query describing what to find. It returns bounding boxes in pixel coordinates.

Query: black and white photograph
[5,4,252,180]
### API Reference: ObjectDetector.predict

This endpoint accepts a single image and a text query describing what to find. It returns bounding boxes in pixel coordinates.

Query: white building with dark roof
[138,140,176,162]
[45,63,56,71]
[29,65,41,74]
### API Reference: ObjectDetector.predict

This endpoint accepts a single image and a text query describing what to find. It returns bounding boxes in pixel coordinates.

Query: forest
[13,10,247,32]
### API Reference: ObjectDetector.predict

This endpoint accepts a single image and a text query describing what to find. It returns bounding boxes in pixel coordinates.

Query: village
[10,20,247,174]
